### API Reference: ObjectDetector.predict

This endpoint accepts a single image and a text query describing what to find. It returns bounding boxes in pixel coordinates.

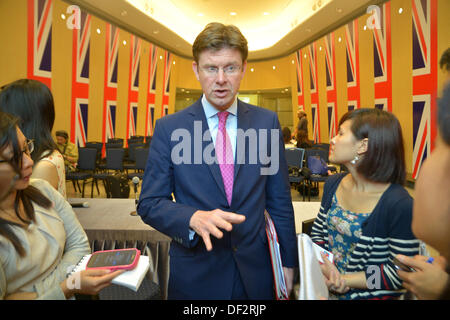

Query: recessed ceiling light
[173,61,176,65]
[250,68,254,72]
[96,28,101,34]
[61,14,66,20]
[338,37,342,42]
[160,55,163,59]
[263,12,270,16]
[398,8,403,14]
[272,66,276,70]
[363,25,367,30]
[230,12,237,16]
[121,10,127,16]
[197,13,204,17]
[153,30,159,34]
[336,8,343,13]
[292,60,295,64]
[123,40,127,45]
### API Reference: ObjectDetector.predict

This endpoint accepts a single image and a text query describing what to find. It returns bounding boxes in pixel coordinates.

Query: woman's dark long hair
[0,111,52,256]
[0,79,58,162]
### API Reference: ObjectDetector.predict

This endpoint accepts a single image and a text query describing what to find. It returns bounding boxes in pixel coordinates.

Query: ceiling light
[338,37,341,42]
[250,68,254,72]
[160,55,163,59]
[96,28,101,34]
[263,12,270,16]
[153,30,159,34]
[173,61,176,65]
[272,66,276,70]
[292,60,295,64]
[363,25,367,30]
[123,40,127,45]
[197,13,204,17]
[230,12,237,16]
[336,8,343,13]
[398,8,403,14]
[61,14,66,20]
[121,10,127,16]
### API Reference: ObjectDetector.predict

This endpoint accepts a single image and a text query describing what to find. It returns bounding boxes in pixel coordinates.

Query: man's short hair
[192,22,248,64]
[439,48,450,71]
[55,130,68,140]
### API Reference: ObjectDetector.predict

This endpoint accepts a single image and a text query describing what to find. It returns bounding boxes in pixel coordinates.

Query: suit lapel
[188,99,227,200]
[234,100,250,180]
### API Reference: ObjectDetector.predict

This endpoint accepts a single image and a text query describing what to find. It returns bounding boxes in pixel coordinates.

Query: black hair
[438,83,450,146]
[439,48,450,72]
[0,79,58,163]
[338,108,406,185]
[0,111,52,257]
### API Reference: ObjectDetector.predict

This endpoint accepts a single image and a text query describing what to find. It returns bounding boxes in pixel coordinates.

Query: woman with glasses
[0,79,66,197]
[0,111,122,299]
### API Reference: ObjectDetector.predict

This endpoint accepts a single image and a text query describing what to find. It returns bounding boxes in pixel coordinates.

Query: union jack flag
[106,102,116,140]
[346,20,360,108]
[161,51,173,117]
[311,104,320,144]
[70,11,91,146]
[295,49,304,110]
[75,99,88,147]
[102,24,119,155]
[411,0,437,179]
[372,3,392,111]
[126,35,141,144]
[128,104,138,138]
[325,33,338,140]
[308,43,320,143]
[27,0,52,88]
[146,44,158,136]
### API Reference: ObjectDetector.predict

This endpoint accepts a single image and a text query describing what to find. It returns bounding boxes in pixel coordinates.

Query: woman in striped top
[311,108,420,300]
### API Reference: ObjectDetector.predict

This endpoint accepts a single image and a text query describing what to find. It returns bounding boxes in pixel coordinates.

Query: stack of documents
[264,211,289,300]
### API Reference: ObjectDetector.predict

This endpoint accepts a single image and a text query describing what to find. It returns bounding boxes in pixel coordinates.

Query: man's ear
[192,61,200,81]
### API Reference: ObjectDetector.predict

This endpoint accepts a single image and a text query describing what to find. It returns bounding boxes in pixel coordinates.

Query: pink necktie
[216,111,234,206]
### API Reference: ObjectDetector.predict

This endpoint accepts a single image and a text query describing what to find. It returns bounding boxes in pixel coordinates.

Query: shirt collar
[201,95,238,119]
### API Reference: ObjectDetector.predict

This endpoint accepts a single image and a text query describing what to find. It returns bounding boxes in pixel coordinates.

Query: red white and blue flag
[71,11,91,147]
[146,44,158,136]
[325,33,338,139]
[346,20,360,109]
[411,0,437,179]
[295,49,305,110]
[308,43,320,143]
[27,0,52,88]
[102,24,119,155]
[126,35,141,143]
[161,51,173,117]
[372,3,392,112]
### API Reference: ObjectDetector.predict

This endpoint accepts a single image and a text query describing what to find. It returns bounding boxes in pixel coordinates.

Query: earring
[350,155,359,164]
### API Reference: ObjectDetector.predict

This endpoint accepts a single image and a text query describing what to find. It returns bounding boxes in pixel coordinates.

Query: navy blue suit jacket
[137,99,298,299]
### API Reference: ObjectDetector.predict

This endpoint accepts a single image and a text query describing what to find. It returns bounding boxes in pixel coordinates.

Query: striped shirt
[311,173,420,300]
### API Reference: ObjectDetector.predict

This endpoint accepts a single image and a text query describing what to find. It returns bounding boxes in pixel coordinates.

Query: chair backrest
[105,141,123,149]
[85,142,103,162]
[134,147,150,170]
[128,143,145,162]
[285,148,305,170]
[77,148,97,171]
[306,147,329,163]
[105,148,124,170]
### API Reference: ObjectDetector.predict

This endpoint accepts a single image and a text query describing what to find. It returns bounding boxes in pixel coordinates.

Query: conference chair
[304,148,329,201]
[127,147,149,180]
[66,147,98,198]
[93,148,125,197]
[285,147,306,201]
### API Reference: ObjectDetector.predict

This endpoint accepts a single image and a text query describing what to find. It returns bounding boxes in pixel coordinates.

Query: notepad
[70,254,150,292]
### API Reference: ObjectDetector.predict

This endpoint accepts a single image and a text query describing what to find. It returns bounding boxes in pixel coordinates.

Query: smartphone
[86,248,140,271]
[392,257,415,272]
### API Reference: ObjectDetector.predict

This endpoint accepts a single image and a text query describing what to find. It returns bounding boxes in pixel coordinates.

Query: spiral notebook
[69,254,150,292]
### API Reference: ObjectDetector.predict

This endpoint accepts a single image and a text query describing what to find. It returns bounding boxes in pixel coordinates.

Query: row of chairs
[66,146,149,198]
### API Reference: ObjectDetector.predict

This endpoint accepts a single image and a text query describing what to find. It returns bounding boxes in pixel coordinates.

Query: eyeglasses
[0,139,34,165]
[200,65,241,77]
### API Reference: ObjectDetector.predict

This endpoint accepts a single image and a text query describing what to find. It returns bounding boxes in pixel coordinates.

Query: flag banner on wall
[71,11,91,147]
[411,0,437,179]
[295,49,304,110]
[372,3,392,111]
[308,43,320,143]
[102,23,119,155]
[27,0,52,88]
[324,33,338,139]
[106,102,116,140]
[311,104,320,143]
[346,20,360,109]
[75,99,88,147]
[126,35,141,144]
[161,51,173,117]
[146,44,158,136]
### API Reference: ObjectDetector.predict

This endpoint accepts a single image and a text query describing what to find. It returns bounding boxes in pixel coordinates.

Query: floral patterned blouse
[40,149,67,198]
[327,193,370,299]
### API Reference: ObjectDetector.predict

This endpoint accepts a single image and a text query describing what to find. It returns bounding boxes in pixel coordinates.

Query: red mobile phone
[86,248,140,271]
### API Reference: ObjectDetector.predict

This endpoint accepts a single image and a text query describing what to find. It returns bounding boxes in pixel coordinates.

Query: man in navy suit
[138,23,297,299]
